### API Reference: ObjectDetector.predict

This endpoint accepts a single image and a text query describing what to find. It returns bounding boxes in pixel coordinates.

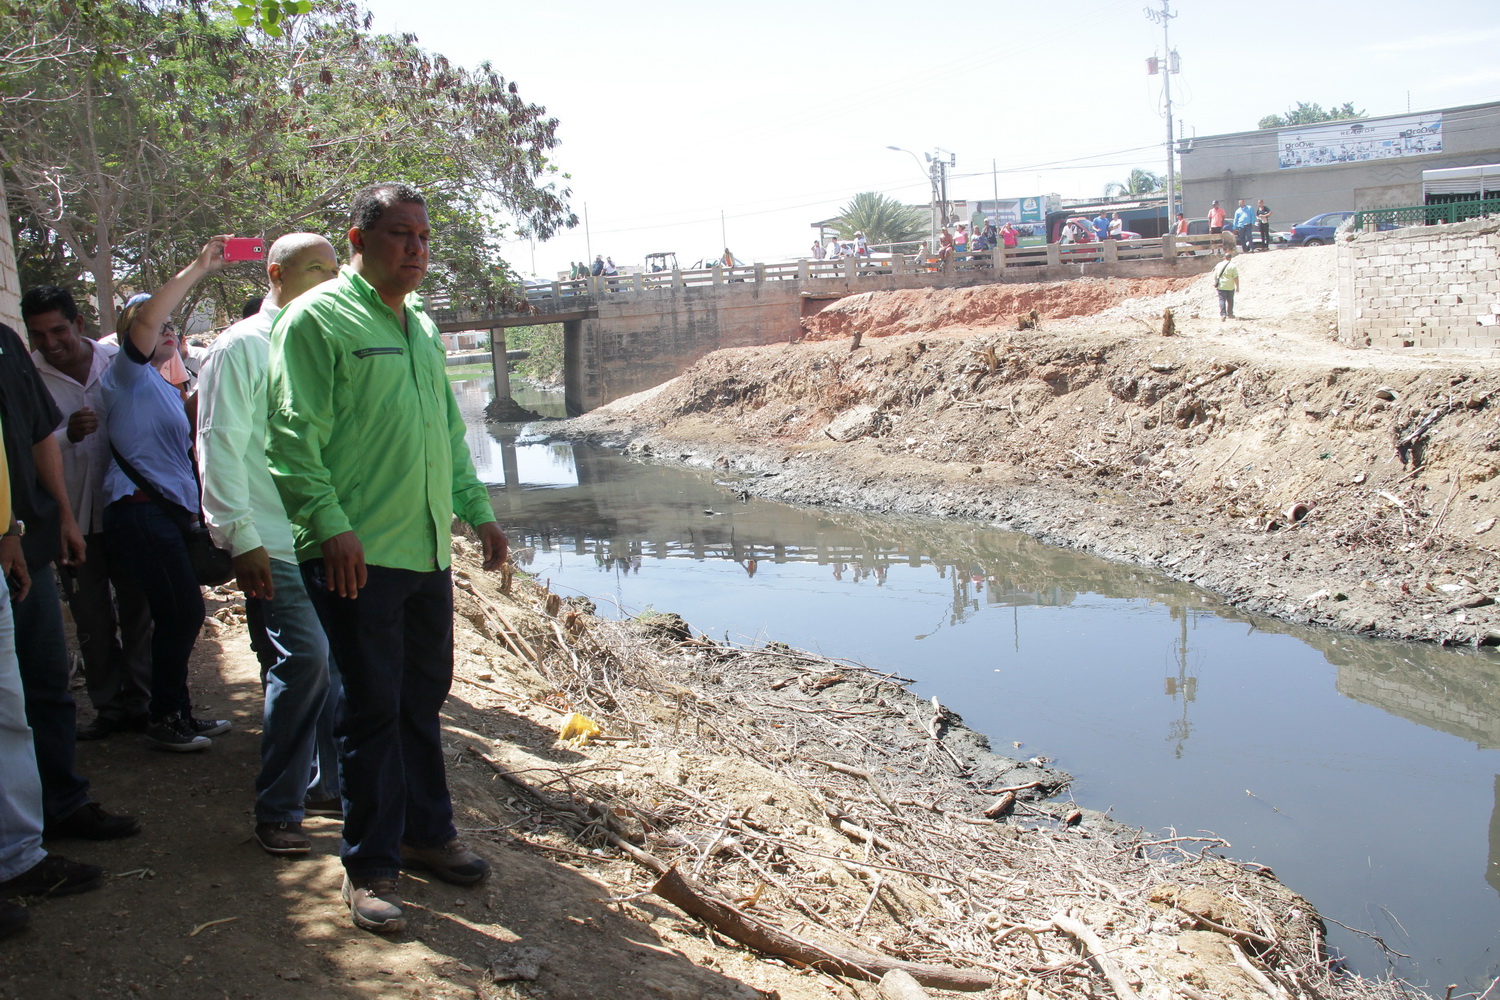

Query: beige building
[1181,100,1500,230]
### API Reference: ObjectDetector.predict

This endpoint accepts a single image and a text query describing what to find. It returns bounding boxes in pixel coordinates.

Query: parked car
[1288,212,1354,246]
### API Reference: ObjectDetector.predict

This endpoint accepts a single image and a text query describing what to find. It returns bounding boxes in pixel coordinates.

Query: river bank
[0,543,1407,1000]
[555,245,1500,648]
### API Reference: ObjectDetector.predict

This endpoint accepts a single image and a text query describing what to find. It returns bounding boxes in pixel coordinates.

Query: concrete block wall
[1337,216,1500,352]
[0,182,22,332]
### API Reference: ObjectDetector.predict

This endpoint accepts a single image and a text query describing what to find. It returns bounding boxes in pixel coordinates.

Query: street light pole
[887,145,939,250]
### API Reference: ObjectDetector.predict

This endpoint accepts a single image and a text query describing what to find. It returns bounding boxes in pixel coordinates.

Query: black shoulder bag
[109,444,235,588]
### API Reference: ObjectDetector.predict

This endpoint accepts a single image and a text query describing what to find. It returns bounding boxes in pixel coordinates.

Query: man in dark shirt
[0,323,139,840]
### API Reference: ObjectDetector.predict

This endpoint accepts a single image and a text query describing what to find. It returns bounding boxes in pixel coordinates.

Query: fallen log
[878,969,932,1000]
[651,867,994,992]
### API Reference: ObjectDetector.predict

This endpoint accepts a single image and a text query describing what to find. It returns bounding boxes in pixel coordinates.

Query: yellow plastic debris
[558,712,602,746]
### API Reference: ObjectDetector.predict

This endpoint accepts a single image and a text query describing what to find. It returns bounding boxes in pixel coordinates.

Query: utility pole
[1145,0,1178,226]
[931,147,955,229]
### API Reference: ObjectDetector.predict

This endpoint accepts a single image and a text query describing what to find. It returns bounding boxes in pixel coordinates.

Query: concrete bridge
[429,236,1219,416]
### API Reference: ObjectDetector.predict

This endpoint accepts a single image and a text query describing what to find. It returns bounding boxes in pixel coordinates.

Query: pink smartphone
[224,237,265,261]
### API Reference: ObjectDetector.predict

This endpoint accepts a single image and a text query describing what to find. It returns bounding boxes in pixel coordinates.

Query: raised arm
[126,236,230,361]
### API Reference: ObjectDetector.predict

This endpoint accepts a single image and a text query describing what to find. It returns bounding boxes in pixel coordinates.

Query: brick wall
[0,180,21,332]
[1337,216,1500,352]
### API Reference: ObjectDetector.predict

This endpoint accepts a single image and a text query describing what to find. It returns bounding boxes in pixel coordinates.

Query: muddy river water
[458,375,1500,989]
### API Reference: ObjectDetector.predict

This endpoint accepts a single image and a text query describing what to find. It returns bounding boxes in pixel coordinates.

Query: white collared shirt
[33,339,119,535]
[196,302,296,562]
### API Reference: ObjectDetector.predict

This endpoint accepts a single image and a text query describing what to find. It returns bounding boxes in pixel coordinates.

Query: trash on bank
[558,712,602,746]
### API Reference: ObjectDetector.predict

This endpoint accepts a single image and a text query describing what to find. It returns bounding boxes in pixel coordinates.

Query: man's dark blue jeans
[12,566,91,822]
[102,499,205,721]
[300,560,456,880]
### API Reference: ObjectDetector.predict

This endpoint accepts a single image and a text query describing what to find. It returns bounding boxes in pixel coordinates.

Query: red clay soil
[800,277,1196,341]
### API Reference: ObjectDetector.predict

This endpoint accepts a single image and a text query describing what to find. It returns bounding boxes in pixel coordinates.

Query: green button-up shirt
[266,266,494,572]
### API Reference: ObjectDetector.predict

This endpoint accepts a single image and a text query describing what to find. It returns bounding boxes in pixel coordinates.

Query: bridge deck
[427,234,1220,331]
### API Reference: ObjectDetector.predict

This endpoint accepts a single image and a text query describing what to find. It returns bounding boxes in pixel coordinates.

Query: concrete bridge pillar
[489,327,509,405]
[563,319,585,417]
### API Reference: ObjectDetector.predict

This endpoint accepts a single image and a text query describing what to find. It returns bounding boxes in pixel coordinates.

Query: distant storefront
[1181,100,1500,228]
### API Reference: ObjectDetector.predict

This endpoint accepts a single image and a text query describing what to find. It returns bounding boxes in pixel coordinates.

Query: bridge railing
[437,239,1204,313]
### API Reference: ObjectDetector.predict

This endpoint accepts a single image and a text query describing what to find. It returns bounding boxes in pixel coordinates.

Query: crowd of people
[0,181,509,939]
[1203,197,1273,253]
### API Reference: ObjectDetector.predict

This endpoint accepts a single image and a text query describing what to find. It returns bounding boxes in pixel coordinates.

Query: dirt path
[565,246,1500,647]
[1,581,789,1000]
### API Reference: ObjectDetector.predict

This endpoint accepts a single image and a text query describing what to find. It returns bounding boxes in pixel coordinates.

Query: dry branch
[651,867,994,992]
[1050,913,1138,1000]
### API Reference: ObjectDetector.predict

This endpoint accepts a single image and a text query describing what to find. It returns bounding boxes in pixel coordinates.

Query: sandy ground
[565,245,1500,647]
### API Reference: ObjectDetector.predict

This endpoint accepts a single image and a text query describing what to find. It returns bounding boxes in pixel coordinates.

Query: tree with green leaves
[1104,169,1162,198]
[833,191,927,249]
[0,0,576,331]
[1257,102,1365,130]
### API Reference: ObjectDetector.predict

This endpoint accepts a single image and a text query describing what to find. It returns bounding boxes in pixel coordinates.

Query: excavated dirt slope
[566,246,1500,647]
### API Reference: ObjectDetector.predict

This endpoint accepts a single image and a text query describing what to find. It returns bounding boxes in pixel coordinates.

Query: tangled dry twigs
[447,571,1418,999]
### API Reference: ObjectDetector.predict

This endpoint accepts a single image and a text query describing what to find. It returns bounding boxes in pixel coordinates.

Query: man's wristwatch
[4,520,24,538]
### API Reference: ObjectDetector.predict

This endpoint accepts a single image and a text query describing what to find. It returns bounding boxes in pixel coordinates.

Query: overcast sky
[358,0,1500,277]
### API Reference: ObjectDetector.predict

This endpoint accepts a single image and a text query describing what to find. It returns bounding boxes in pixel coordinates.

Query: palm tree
[1104,169,1163,199]
[833,191,928,248]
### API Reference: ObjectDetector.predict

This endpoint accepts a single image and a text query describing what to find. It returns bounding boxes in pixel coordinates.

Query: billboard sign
[972,197,1051,246]
[1278,113,1442,170]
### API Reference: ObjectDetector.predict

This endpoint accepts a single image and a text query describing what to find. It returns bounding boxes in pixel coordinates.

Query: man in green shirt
[1214,248,1241,321]
[266,183,508,934]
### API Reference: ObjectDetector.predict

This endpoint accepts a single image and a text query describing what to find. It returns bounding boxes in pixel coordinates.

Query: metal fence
[1355,197,1500,231]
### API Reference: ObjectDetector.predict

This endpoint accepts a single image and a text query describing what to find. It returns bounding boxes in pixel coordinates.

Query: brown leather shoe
[342,874,405,934]
[400,837,490,885]
[254,822,311,856]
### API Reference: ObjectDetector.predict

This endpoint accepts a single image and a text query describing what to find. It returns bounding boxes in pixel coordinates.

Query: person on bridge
[811,240,825,261]
[1092,213,1109,242]
[196,233,344,857]
[1000,222,1018,249]
[266,182,508,934]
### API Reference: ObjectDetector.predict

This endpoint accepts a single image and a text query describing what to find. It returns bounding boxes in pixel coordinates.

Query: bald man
[196,234,345,856]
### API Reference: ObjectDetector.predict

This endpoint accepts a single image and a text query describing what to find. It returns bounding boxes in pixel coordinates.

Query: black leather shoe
[76,715,145,741]
[45,802,141,841]
[0,901,28,939]
[0,855,102,899]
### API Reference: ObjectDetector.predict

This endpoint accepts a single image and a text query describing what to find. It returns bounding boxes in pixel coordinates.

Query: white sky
[358,0,1500,278]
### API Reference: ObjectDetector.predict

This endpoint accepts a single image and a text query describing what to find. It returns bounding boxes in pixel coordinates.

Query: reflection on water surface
[452,376,1500,988]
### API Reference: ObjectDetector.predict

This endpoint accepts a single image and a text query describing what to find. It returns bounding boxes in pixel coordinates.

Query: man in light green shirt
[1214,248,1241,321]
[266,183,507,934]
